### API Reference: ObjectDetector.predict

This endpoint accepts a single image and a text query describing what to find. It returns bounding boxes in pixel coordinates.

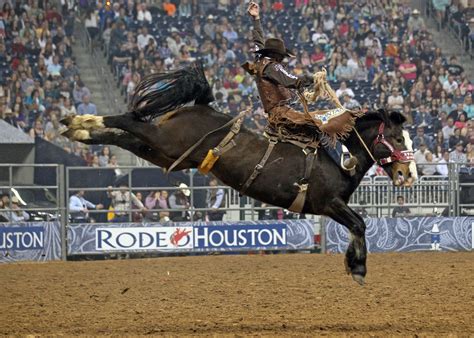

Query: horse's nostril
[397,170,404,177]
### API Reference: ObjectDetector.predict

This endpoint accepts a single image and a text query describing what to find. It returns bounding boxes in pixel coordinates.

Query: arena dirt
[1,252,473,336]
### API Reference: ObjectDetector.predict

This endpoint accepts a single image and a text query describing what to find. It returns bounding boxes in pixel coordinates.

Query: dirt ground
[1,252,473,336]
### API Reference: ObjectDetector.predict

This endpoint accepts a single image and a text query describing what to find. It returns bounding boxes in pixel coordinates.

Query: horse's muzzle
[392,162,416,187]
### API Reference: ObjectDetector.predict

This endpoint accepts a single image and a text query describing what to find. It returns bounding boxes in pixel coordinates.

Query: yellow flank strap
[198,149,220,174]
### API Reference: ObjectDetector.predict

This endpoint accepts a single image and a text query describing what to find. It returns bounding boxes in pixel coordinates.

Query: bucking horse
[61,62,417,285]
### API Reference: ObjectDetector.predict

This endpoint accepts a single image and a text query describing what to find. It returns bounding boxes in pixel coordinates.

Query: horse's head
[369,110,417,187]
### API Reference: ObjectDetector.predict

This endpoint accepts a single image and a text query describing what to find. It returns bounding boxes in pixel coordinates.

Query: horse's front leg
[325,198,367,285]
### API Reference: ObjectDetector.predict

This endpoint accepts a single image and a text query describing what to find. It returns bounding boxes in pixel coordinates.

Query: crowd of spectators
[0,0,115,167]
[77,0,474,177]
[2,0,474,178]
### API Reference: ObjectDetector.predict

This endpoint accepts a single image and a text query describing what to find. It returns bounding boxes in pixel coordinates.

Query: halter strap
[354,122,414,166]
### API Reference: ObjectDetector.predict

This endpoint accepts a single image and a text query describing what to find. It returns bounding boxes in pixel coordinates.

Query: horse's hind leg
[325,198,367,285]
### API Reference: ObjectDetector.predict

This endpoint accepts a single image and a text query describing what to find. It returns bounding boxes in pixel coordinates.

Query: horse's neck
[344,124,379,179]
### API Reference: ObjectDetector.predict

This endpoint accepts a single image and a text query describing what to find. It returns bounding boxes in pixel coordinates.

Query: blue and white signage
[325,217,474,253]
[68,220,315,255]
[0,226,44,251]
[96,227,193,251]
[195,224,287,249]
[0,222,62,263]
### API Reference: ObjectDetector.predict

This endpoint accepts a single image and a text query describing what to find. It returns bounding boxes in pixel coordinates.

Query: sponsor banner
[68,220,315,254]
[96,227,193,251]
[325,217,474,253]
[0,226,44,250]
[0,222,62,263]
[195,224,287,250]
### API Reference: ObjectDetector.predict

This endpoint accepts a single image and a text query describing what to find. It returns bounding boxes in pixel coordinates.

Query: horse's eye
[396,137,404,144]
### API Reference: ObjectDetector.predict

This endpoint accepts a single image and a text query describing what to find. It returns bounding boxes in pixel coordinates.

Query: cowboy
[245,1,357,171]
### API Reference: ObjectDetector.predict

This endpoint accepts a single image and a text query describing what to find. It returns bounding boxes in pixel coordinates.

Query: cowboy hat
[254,38,295,57]
[178,183,191,197]
[412,9,420,15]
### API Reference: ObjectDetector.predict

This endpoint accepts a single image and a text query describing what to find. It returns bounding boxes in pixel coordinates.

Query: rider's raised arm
[264,63,313,90]
[252,18,265,51]
[248,2,264,51]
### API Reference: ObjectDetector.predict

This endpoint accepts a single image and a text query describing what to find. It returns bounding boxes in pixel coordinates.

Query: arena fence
[3,163,474,262]
[0,164,66,262]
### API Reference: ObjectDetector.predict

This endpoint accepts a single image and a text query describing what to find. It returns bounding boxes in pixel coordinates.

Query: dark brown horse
[61,63,416,284]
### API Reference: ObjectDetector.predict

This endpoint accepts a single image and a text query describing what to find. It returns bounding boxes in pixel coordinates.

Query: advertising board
[68,220,314,255]
[0,222,62,263]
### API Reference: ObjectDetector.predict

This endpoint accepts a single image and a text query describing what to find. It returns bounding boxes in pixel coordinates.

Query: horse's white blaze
[403,130,418,181]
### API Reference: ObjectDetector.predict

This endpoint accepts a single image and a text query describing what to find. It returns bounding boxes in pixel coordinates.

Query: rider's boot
[341,145,358,175]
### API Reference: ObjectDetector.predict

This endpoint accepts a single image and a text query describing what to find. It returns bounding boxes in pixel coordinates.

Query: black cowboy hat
[254,38,295,58]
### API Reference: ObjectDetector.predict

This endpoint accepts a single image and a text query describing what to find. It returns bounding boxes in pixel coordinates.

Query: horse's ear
[389,111,406,125]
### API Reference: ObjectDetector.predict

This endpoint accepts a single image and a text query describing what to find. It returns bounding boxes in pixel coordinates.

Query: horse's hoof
[352,274,365,286]
[60,115,76,127]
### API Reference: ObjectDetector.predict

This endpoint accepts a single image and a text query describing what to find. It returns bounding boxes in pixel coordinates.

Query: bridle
[354,122,414,166]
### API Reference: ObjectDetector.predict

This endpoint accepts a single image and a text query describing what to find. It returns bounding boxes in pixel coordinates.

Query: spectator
[436,151,450,176]
[77,95,97,115]
[137,3,152,24]
[413,126,434,150]
[137,27,155,51]
[414,142,430,164]
[449,141,467,163]
[442,117,456,141]
[98,146,111,167]
[107,184,145,223]
[335,81,354,99]
[421,152,437,176]
[206,178,225,221]
[443,75,459,95]
[392,195,411,217]
[72,81,91,105]
[4,196,30,222]
[163,0,177,17]
[414,105,433,127]
[448,128,467,149]
[407,9,425,33]
[387,88,405,111]
[168,183,191,221]
[69,190,103,223]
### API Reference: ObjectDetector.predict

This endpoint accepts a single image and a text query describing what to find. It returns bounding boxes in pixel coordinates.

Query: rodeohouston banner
[325,217,474,253]
[0,222,62,263]
[67,220,315,255]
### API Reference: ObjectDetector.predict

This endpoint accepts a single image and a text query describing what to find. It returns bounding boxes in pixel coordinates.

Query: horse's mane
[356,109,406,127]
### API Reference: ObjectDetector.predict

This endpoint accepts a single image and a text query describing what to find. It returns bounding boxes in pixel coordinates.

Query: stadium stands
[1,0,474,175]
[0,0,110,166]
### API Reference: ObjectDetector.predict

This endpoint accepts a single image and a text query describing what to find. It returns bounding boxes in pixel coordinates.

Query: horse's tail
[128,61,214,121]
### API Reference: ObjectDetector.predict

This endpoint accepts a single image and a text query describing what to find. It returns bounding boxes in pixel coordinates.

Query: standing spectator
[69,190,103,223]
[206,178,225,221]
[107,184,146,223]
[168,183,191,221]
[407,9,425,33]
[399,57,417,81]
[77,95,97,115]
[392,195,411,217]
